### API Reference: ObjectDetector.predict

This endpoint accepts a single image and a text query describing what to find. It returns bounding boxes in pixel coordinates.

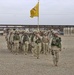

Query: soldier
[42,32,49,55]
[7,29,13,50]
[34,31,42,59]
[9,30,14,52]
[13,30,20,55]
[48,30,53,53]
[22,31,29,55]
[51,31,62,66]
[5,30,10,50]
[28,32,33,53]
[31,32,37,57]
[19,31,23,52]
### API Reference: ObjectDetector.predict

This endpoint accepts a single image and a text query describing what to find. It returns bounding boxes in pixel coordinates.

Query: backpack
[51,37,61,48]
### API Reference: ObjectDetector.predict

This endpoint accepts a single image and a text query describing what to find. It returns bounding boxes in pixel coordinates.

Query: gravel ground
[0,35,74,75]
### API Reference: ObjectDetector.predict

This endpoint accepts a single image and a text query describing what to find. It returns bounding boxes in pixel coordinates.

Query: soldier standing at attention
[42,32,49,55]
[13,30,20,55]
[19,31,23,52]
[51,31,62,66]
[31,32,37,57]
[34,31,42,59]
[22,32,29,55]
[6,30,10,50]
[9,31,14,52]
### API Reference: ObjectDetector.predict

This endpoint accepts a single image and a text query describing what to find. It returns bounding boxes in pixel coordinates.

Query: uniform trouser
[51,46,60,66]
[7,41,10,50]
[48,38,53,53]
[43,43,49,54]
[19,42,23,52]
[35,43,41,59]
[32,42,36,56]
[23,41,29,55]
[7,42,12,51]
[9,42,14,51]
[13,40,19,53]
[11,43,14,52]
[9,42,12,51]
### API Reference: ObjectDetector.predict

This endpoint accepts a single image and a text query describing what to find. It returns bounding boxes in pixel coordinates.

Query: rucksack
[51,37,61,48]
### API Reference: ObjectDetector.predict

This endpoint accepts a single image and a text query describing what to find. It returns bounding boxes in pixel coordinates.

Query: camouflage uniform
[22,33,29,55]
[31,34,37,57]
[7,29,14,51]
[51,34,61,66]
[9,31,14,52]
[6,33,10,50]
[13,32,20,54]
[34,33,42,59]
[48,30,53,53]
[19,32,23,52]
[42,34,49,55]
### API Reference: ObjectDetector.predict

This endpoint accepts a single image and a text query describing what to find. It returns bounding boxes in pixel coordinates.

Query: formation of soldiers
[63,27,74,35]
[5,28,62,66]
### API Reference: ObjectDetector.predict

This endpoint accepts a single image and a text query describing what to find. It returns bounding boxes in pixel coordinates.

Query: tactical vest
[42,36,49,43]
[23,34,29,42]
[13,34,20,40]
[31,34,35,42]
[35,37,42,44]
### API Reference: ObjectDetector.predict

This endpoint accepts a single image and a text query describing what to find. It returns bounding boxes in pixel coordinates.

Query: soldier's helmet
[15,29,19,34]
[25,30,28,33]
[33,30,40,34]
[25,29,29,33]
[53,31,59,36]
[10,29,14,34]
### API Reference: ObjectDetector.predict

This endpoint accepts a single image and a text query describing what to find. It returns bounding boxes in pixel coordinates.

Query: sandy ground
[0,35,74,75]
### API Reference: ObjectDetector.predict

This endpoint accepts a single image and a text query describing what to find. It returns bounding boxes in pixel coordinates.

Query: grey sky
[0,0,74,25]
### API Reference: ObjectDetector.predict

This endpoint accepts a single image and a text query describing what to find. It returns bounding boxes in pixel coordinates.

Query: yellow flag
[30,2,39,18]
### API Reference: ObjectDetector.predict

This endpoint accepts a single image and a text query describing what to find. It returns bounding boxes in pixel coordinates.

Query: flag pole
[38,0,39,31]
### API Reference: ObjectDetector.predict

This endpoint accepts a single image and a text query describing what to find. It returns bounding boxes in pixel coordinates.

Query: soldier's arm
[36,34,42,40]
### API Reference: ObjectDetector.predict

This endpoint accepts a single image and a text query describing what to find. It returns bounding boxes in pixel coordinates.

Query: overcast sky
[0,0,74,25]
